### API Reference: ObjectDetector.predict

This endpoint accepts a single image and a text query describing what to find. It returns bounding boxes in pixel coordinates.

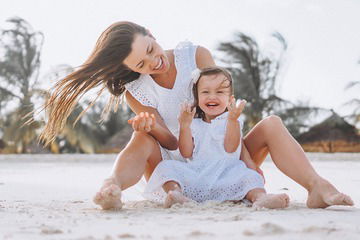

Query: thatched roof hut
[297,112,360,152]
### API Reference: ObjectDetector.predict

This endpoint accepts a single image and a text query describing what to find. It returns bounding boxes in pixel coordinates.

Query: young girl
[143,67,290,209]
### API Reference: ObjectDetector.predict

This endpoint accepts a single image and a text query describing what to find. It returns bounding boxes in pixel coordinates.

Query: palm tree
[218,32,321,136]
[0,17,45,153]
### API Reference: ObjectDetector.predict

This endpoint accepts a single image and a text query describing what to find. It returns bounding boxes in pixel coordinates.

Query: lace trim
[124,75,157,108]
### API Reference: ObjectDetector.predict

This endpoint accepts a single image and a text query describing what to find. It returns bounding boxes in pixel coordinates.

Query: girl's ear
[146,29,156,40]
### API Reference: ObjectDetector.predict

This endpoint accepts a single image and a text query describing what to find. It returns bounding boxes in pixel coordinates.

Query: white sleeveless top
[125,41,198,161]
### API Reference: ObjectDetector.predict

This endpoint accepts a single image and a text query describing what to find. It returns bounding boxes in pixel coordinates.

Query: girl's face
[197,74,232,120]
[123,34,170,74]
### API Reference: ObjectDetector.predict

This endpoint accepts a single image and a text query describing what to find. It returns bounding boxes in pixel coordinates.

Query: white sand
[0,153,359,240]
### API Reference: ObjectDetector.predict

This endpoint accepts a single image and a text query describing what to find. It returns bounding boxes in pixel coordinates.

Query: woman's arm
[241,142,265,182]
[196,46,216,68]
[178,103,196,158]
[240,140,257,170]
[125,91,178,150]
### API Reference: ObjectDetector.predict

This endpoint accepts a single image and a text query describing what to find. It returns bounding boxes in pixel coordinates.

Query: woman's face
[123,34,170,74]
[197,74,232,120]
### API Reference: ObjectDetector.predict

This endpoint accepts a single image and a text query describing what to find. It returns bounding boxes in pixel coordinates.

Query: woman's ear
[146,29,156,40]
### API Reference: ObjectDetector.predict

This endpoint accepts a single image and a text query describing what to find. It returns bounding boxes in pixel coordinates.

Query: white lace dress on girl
[125,41,197,162]
[144,112,265,203]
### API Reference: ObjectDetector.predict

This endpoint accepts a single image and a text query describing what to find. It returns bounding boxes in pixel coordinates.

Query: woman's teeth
[154,58,163,70]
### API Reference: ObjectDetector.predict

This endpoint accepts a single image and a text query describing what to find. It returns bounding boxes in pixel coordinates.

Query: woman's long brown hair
[37,21,148,145]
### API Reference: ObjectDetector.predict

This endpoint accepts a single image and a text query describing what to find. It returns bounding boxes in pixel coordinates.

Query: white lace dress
[125,41,197,162]
[143,112,265,203]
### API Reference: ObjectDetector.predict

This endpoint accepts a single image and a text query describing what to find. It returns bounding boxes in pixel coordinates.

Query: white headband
[190,68,201,86]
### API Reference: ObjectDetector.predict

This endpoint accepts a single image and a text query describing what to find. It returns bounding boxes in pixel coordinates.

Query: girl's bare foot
[164,190,192,208]
[253,193,290,209]
[307,178,354,208]
[93,178,123,210]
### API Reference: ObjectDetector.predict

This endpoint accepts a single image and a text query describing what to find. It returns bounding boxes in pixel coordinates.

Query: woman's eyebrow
[135,43,151,68]
[136,61,143,68]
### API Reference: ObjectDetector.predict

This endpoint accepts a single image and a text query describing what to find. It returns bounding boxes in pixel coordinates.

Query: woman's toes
[93,192,103,204]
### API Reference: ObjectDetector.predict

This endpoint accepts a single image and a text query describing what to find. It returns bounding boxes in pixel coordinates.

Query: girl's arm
[179,125,194,158]
[178,103,196,158]
[224,118,241,153]
[224,98,247,153]
[125,90,178,150]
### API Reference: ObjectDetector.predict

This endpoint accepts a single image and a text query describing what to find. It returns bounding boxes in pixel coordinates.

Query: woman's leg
[244,115,354,208]
[94,131,162,210]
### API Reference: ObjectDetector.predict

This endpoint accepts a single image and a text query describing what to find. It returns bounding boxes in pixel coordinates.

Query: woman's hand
[243,157,266,184]
[256,167,266,184]
[178,102,196,128]
[227,96,246,121]
[128,112,156,132]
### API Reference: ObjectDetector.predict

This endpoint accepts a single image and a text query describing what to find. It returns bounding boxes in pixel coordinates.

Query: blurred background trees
[344,79,360,127]
[0,17,358,153]
[0,17,45,153]
[0,17,132,153]
[217,31,326,137]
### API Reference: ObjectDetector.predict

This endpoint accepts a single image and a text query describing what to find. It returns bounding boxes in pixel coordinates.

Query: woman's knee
[130,131,157,146]
[130,131,161,163]
[259,115,284,134]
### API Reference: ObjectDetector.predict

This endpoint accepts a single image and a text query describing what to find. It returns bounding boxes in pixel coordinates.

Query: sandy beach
[0,153,359,240]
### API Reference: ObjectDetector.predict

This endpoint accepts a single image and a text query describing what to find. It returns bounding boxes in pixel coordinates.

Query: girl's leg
[94,131,162,210]
[245,188,289,209]
[162,181,192,208]
[244,115,354,208]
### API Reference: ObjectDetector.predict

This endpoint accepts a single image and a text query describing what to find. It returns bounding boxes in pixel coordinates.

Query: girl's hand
[178,102,196,128]
[227,96,246,121]
[128,112,156,132]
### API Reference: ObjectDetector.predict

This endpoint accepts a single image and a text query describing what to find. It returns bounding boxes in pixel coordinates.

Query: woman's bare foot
[164,190,192,208]
[253,193,290,209]
[93,178,123,210]
[306,178,354,208]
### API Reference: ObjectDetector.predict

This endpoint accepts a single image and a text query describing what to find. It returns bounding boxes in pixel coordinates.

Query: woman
[40,21,353,210]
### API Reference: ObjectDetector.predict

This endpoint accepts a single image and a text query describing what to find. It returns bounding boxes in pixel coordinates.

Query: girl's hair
[192,66,233,120]
[38,21,149,145]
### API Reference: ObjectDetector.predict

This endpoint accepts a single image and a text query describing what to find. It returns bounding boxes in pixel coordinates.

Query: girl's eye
[201,91,209,94]
[217,91,223,94]
[148,47,153,54]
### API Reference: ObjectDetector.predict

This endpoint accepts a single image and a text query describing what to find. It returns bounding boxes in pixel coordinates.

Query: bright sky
[1,0,359,116]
